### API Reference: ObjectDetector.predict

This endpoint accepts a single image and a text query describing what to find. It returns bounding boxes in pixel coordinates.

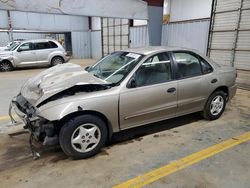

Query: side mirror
[17,48,22,52]
[84,66,90,71]
[127,77,136,88]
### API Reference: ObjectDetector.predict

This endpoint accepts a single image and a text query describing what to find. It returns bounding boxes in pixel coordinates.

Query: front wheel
[202,91,226,120]
[0,61,14,71]
[59,115,107,159]
[51,56,64,66]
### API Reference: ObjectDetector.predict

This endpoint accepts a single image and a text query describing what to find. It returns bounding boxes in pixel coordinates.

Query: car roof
[124,46,198,55]
[20,39,57,43]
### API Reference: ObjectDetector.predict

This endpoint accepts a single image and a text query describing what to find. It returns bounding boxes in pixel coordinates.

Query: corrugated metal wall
[129,19,210,54]
[0,10,8,28]
[0,32,47,46]
[208,0,250,70]
[71,31,92,59]
[1,10,88,32]
[0,10,90,59]
[91,31,102,59]
[129,26,149,48]
[0,32,10,46]
[162,19,210,54]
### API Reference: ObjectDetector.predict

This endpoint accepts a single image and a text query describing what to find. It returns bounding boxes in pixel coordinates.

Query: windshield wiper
[93,73,101,79]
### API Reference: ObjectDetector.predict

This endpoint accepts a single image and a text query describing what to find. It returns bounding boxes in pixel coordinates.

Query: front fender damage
[10,83,112,159]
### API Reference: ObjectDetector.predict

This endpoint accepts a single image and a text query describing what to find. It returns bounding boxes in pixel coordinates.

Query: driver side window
[132,52,172,87]
[18,43,33,51]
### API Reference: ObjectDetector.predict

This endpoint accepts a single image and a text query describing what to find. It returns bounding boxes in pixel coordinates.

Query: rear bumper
[228,84,237,101]
[64,55,71,63]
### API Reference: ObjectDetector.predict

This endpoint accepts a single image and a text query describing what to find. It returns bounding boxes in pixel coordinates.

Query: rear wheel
[51,56,64,66]
[0,61,14,71]
[202,91,226,120]
[59,115,107,159]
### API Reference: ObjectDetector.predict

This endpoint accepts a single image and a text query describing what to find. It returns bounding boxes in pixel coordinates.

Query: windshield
[9,42,21,51]
[88,51,142,84]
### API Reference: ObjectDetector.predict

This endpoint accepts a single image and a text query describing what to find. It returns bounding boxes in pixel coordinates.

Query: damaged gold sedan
[9,47,237,159]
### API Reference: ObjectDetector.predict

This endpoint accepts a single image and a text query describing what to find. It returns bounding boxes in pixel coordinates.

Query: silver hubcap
[71,123,101,153]
[53,58,63,65]
[0,62,11,71]
[210,96,224,116]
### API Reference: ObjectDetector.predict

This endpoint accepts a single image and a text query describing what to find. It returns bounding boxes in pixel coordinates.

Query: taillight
[64,52,69,56]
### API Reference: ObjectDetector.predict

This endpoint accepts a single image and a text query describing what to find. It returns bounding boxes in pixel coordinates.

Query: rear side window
[49,41,58,48]
[200,59,213,74]
[35,42,50,50]
[173,52,202,78]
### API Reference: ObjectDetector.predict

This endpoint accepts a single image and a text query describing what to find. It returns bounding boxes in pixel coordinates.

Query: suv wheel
[59,115,107,159]
[202,91,226,120]
[51,56,64,66]
[0,61,14,71]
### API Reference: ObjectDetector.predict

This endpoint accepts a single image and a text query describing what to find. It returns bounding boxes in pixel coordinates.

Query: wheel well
[213,86,228,96]
[203,86,229,112]
[211,86,229,102]
[59,110,113,140]
[51,56,64,63]
[1,59,13,66]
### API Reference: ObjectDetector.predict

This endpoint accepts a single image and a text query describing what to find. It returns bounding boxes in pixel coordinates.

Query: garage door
[101,17,129,56]
[208,0,250,70]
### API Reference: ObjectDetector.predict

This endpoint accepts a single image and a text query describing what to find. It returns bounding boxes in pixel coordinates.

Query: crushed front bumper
[9,94,41,159]
[9,94,38,126]
[9,94,59,158]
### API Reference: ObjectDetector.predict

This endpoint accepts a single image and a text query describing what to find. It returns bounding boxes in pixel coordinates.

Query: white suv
[0,39,70,71]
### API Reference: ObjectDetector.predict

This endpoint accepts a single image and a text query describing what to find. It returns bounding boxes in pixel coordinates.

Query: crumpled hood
[21,63,109,106]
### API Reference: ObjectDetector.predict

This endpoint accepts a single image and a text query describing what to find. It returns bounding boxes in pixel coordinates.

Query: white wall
[133,20,147,26]
[170,0,212,22]
[162,19,210,54]
[91,17,101,30]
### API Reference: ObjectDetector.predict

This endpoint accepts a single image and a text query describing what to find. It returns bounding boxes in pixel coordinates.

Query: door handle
[211,79,218,83]
[167,87,176,93]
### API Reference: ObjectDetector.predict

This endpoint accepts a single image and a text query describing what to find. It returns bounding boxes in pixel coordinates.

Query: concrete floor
[237,70,250,90]
[0,59,249,188]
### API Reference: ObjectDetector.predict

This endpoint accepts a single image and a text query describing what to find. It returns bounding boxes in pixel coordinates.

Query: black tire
[59,114,107,159]
[51,56,64,66]
[202,91,226,120]
[0,60,14,71]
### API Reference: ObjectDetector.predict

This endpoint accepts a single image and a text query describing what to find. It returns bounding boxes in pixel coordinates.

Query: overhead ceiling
[0,0,148,19]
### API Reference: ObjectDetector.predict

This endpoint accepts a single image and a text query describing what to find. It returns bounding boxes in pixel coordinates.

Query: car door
[34,42,52,65]
[119,52,178,129]
[171,51,210,116]
[14,42,37,67]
